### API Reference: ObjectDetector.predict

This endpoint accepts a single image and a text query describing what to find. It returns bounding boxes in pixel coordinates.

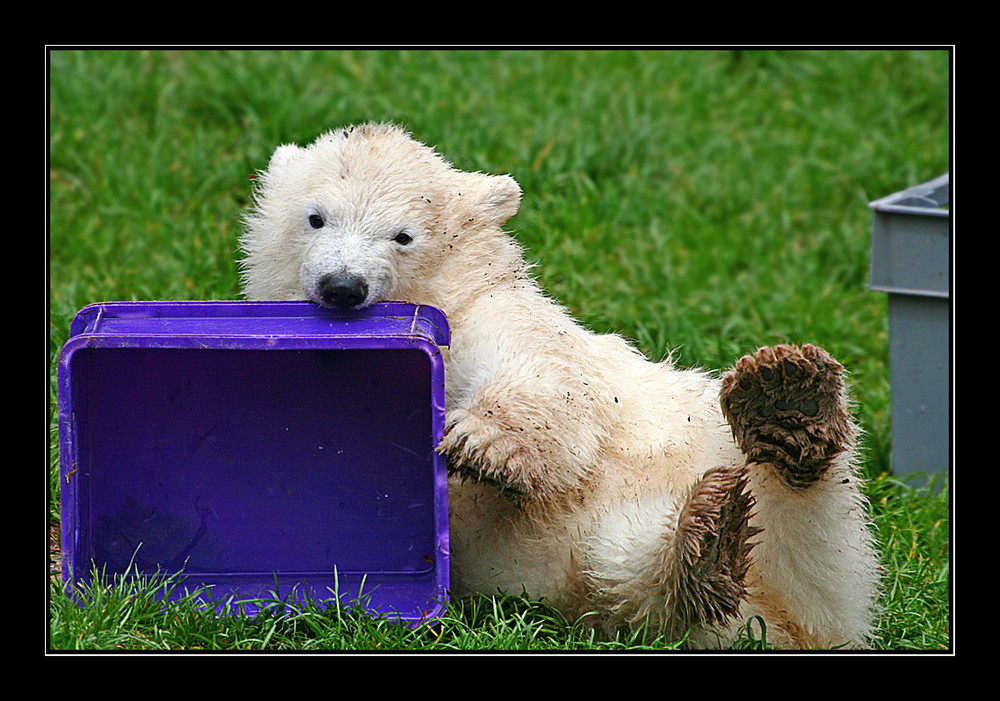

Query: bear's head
[239,122,522,309]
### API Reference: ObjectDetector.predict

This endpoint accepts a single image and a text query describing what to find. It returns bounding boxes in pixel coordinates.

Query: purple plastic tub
[57,300,450,624]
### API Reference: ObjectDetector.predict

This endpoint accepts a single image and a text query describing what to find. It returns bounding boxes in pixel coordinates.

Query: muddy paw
[437,409,531,499]
[666,464,761,638]
[720,344,855,489]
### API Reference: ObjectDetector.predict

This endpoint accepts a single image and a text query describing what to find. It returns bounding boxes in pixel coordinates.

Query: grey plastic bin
[868,173,950,487]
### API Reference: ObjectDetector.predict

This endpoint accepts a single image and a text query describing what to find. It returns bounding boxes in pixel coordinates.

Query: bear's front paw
[720,344,855,489]
[437,408,543,500]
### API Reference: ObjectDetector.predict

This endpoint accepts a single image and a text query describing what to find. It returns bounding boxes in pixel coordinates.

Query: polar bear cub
[240,123,881,648]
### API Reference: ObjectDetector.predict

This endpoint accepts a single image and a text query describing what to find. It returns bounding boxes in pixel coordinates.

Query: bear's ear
[266,144,303,177]
[463,172,522,226]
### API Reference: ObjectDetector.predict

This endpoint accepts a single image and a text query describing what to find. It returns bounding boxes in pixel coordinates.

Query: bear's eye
[308,214,324,229]
[393,231,413,245]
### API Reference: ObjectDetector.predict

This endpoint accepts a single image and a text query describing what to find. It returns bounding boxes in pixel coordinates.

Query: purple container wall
[57,301,450,624]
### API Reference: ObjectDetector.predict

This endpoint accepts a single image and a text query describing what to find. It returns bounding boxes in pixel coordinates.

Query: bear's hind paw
[720,344,854,489]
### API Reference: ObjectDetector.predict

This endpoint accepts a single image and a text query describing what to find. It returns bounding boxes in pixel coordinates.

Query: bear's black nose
[317,274,369,309]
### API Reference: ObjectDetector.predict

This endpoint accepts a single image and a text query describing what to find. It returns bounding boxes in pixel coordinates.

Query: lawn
[47,48,952,651]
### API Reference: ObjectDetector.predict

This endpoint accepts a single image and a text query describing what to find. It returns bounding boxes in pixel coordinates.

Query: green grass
[49,567,694,651]
[48,48,951,652]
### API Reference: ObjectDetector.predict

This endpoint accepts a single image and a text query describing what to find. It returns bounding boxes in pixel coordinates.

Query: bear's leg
[582,463,761,644]
[718,344,879,648]
[658,463,761,642]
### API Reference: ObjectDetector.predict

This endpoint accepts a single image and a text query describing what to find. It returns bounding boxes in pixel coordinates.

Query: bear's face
[241,124,521,309]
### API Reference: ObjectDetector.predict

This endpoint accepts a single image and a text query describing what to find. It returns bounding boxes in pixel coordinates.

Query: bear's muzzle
[317,274,369,309]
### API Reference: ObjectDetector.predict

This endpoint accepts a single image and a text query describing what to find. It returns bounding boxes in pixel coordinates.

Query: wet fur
[240,123,881,648]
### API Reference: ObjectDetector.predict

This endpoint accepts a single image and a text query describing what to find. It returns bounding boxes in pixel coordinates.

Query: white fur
[239,123,881,648]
